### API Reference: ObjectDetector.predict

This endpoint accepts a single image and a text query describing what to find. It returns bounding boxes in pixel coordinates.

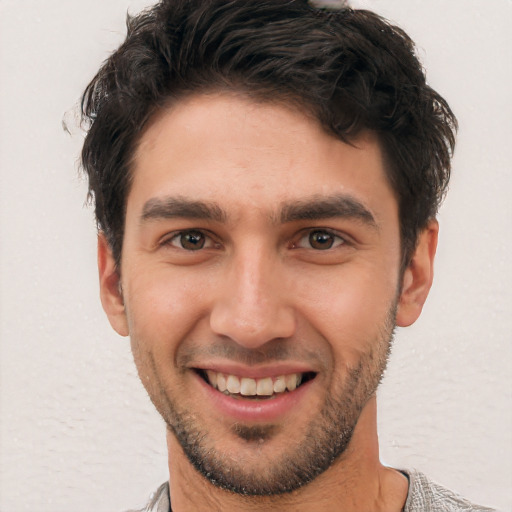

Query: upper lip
[191,362,317,379]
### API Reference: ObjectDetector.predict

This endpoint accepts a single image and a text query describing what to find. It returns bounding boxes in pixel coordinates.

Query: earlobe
[396,220,438,327]
[98,232,129,336]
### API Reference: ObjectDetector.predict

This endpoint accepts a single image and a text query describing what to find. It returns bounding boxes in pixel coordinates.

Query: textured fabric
[402,469,497,512]
[127,482,170,512]
[131,470,497,511]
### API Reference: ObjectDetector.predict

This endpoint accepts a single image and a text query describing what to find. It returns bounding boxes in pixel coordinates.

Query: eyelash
[161,228,348,252]
[292,229,347,251]
[162,230,218,251]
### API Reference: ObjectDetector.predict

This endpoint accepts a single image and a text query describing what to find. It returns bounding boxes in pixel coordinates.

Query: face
[99,93,433,495]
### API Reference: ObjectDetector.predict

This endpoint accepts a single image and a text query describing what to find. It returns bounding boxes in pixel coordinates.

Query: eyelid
[160,228,220,250]
[292,228,349,249]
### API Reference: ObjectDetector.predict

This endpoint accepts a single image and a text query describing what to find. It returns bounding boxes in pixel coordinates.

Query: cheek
[293,261,398,363]
[123,267,210,351]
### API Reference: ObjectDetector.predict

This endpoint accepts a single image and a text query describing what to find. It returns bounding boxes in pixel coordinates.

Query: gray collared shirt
[130,469,497,511]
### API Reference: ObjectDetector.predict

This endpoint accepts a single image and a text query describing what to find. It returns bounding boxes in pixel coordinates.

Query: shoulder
[402,469,498,512]
[124,482,170,512]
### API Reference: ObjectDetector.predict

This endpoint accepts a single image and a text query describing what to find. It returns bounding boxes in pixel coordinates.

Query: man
[79,0,496,510]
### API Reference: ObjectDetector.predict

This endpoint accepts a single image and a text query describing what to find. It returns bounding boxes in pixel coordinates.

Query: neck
[166,397,408,512]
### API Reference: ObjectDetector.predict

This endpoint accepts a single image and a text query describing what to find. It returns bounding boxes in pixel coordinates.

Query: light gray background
[0,0,510,511]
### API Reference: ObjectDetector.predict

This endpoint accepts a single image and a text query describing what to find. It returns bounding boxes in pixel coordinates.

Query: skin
[98,93,438,511]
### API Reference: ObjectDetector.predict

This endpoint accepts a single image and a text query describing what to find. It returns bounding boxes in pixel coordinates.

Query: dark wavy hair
[81,0,457,269]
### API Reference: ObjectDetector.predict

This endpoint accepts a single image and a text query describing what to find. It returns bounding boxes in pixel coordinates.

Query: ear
[396,220,438,327]
[97,232,129,336]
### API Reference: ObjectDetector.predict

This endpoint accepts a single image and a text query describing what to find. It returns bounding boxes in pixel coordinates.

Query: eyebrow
[141,196,226,223]
[279,194,377,228]
[140,193,377,228]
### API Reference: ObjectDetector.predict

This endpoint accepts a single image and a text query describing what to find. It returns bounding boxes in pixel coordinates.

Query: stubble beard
[138,304,396,497]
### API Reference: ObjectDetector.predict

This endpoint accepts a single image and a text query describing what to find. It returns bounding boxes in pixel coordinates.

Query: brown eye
[175,230,206,250]
[309,230,335,250]
[294,229,345,251]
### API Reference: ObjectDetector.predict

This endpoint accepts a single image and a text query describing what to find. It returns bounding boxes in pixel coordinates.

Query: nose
[209,246,296,349]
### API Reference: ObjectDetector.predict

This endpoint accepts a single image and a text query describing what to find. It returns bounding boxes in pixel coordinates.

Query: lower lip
[195,372,315,423]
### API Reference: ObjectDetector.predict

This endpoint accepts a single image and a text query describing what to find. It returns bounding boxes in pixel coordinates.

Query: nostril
[209,300,296,349]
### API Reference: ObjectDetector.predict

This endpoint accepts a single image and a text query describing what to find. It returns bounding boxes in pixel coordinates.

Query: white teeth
[273,376,286,393]
[206,370,217,388]
[285,374,297,391]
[256,377,274,396]
[240,378,257,396]
[205,371,307,396]
[226,375,241,394]
[217,373,227,392]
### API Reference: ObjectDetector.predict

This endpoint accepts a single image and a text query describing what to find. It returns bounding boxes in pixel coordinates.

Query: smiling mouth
[196,370,316,400]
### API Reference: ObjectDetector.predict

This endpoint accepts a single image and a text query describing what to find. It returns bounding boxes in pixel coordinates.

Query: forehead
[129,93,397,223]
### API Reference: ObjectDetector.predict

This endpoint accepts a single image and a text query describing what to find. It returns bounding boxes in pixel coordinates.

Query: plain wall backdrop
[0,0,510,510]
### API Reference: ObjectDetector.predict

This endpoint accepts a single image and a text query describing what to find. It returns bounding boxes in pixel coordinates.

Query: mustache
[177,338,325,368]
